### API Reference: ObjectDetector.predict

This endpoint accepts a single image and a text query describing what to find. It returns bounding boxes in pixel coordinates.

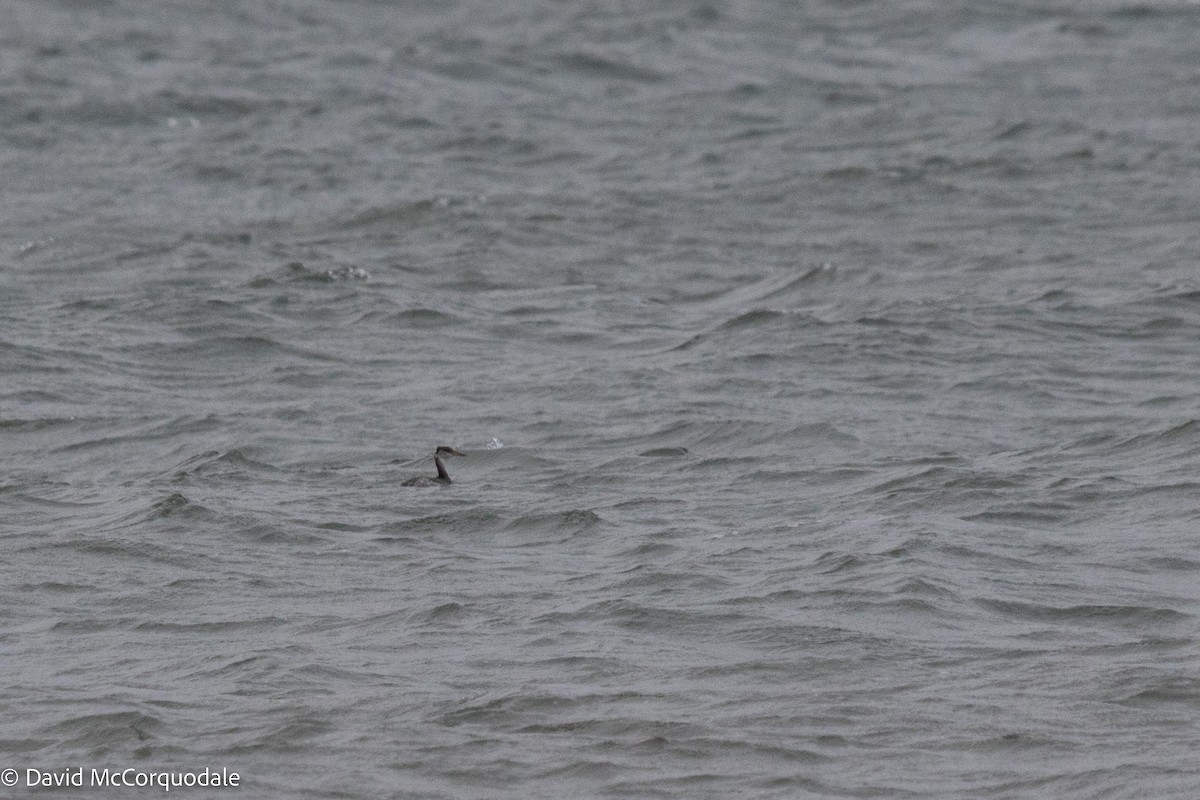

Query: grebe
[401,446,466,486]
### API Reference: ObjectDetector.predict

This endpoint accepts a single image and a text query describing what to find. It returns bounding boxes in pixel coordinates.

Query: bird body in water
[401,446,466,486]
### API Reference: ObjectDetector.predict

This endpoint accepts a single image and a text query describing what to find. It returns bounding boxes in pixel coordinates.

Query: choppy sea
[4,1,1200,797]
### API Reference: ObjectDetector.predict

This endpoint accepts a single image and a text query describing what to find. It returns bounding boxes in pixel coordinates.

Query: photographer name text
[9,767,240,792]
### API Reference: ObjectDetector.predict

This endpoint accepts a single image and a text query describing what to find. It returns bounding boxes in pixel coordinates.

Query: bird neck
[435,455,450,481]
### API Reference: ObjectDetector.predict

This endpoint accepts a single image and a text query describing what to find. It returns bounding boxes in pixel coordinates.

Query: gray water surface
[4,1,1200,797]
